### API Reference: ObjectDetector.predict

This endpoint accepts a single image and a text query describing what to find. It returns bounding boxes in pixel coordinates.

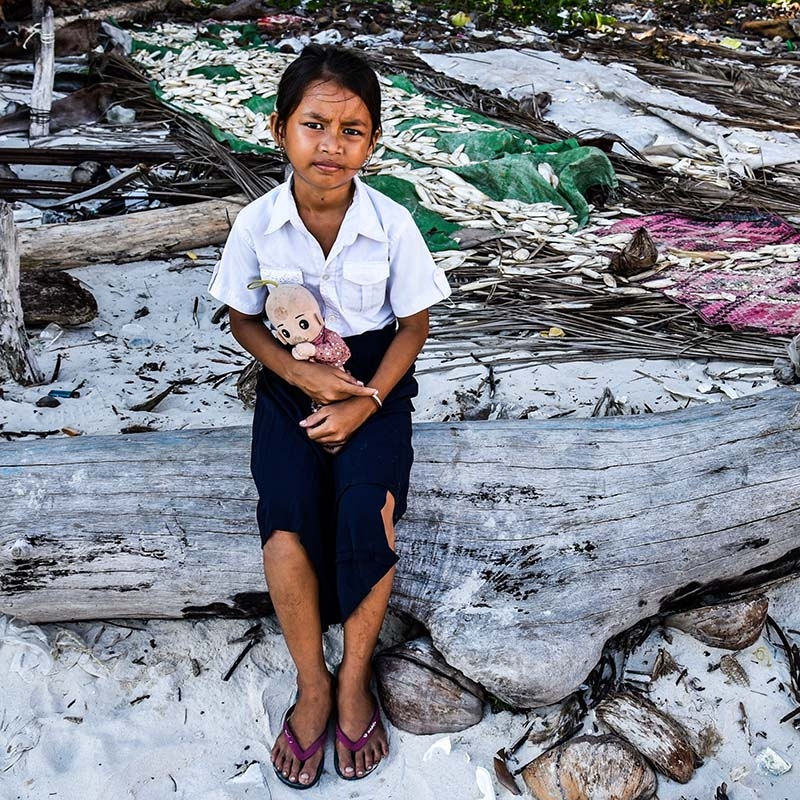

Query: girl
[208,45,450,789]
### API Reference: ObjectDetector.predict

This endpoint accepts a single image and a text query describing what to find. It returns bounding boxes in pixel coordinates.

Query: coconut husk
[20,270,98,327]
[665,595,769,650]
[596,690,698,783]
[610,227,658,278]
[374,636,485,735]
[522,734,657,800]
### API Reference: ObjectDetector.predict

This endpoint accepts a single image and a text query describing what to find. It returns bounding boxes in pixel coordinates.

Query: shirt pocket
[342,260,390,314]
[258,265,304,286]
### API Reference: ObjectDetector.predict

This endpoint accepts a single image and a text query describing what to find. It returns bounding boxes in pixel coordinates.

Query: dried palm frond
[581,36,800,132]
[95,41,794,375]
[365,48,800,218]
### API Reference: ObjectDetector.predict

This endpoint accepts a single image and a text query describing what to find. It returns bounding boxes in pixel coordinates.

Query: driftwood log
[53,0,194,28]
[18,195,246,271]
[0,201,43,384]
[2,390,800,705]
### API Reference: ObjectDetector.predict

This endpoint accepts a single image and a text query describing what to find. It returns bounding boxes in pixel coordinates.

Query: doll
[264,283,351,370]
[260,283,353,453]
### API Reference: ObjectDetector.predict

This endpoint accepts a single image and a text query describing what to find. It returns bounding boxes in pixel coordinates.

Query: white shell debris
[129,24,799,313]
[422,736,452,761]
[475,765,495,800]
[756,747,792,776]
[537,162,559,188]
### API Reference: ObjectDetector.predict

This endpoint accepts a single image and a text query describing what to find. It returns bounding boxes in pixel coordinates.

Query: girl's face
[271,79,379,199]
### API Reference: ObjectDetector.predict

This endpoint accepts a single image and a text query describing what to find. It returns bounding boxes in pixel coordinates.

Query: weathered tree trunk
[0,202,43,384]
[18,195,246,271]
[29,5,54,139]
[2,389,800,705]
[55,0,193,27]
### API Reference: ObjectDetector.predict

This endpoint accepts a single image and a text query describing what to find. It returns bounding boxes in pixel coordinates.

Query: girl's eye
[304,122,323,130]
[344,128,362,136]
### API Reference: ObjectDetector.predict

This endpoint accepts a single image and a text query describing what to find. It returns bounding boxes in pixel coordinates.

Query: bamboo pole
[29,5,55,139]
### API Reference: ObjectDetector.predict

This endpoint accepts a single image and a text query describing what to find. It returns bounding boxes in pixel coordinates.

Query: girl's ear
[365,128,381,162]
[270,112,284,148]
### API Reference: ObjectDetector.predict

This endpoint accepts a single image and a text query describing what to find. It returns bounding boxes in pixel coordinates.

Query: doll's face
[267,285,324,345]
[274,310,323,345]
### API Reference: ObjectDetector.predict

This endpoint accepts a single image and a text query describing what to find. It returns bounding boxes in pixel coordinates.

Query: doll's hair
[267,303,289,322]
[273,44,381,137]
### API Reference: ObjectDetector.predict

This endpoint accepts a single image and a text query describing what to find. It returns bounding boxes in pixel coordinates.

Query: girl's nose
[320,131,343,154]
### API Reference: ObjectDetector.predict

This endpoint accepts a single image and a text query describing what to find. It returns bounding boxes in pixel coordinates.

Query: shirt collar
[264,177,300,235]
[264,176,388,245]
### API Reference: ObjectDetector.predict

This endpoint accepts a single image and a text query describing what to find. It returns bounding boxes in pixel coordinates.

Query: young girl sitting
[208,44,450,789]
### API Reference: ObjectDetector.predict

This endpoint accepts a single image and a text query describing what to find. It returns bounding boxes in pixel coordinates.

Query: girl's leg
[336,491,395,779]
[263,530,334,786]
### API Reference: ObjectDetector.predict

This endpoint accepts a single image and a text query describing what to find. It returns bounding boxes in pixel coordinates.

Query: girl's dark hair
[274,45,381,136]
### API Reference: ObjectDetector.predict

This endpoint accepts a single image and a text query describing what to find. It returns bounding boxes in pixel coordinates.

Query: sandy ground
[2,41,800,800]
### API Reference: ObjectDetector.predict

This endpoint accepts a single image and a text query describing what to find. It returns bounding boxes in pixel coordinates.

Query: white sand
[2,44,800,800]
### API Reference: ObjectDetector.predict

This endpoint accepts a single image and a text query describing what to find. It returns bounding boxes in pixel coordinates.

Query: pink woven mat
[603,211,800,251]
[602,211,800,334]
[664,266,800,335]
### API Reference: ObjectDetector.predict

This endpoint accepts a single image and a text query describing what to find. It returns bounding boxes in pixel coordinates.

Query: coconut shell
[522,734,657,800]
[374,636,484,735]
[596,690,698,783]
[20,270,97,327]
[665,595,768,650]
[610,227,658,278]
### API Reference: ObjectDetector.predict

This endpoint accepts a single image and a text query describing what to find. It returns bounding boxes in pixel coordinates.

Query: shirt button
[322,273,330,280]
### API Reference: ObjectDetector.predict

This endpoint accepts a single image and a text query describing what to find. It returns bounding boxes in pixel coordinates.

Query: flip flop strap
[283,708,328,763]
[335,706,380,752]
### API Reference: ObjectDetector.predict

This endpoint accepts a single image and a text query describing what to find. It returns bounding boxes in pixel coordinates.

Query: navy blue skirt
[250,323,416,629]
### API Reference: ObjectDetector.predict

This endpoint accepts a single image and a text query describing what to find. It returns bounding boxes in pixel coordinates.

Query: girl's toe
[355,751,368,777]
[340,751,355,777]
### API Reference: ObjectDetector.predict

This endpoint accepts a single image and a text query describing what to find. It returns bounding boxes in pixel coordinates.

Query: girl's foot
[335,671,388,779]
[271,673,333,786]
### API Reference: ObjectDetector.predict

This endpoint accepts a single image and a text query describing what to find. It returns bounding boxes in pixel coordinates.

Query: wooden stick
[29,5,55,139]
[0,201,44,384]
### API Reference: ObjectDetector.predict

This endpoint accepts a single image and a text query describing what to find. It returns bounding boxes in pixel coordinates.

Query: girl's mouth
[313,162,344,173]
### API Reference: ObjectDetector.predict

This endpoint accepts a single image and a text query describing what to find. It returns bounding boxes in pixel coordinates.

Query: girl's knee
[381,491,396,550]
[263,529,302,558]
[338,485,396,551]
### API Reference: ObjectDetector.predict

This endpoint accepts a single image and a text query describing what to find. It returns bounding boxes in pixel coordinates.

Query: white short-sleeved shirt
[208,176,451,337]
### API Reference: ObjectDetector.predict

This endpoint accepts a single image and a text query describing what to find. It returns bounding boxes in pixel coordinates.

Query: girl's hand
[289,361,377,405]
[299,396,375,448]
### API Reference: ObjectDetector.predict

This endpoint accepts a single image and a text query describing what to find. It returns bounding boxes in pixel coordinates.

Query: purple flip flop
[273,703,327,790]
[333,702,383,781]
